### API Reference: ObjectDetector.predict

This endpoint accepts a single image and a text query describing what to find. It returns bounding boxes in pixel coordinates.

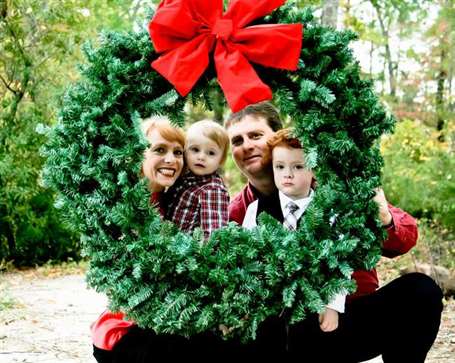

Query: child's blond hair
[187,120,229,165]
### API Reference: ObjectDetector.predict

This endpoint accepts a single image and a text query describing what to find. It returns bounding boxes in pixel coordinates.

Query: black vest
[256,190,309,229]
[256,189,284,224]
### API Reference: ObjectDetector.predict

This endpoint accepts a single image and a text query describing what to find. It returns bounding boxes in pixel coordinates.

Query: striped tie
[283,201,299,231]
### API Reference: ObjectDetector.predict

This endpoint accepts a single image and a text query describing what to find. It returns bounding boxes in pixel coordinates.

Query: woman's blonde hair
[141,116,185,148]
[187,119,229,165]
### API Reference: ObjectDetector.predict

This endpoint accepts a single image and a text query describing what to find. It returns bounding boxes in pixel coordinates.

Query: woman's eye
[154,147,165,154]
[175,150,183,156]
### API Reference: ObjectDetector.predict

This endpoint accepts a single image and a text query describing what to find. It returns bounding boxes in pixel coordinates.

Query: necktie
[283,201,299,231]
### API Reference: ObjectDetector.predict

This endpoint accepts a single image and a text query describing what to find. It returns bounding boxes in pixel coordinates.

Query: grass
[0,259,88,279]
[0,295,18,312]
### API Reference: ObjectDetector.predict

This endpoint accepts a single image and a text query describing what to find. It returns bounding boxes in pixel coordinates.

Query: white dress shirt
[242,189,346,313]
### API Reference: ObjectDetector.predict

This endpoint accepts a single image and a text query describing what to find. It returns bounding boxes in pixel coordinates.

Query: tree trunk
[370,41,374,76]
[436,47,446,134]
[0,0,7,18]
[371,1,396,98]
[322,0,339,28]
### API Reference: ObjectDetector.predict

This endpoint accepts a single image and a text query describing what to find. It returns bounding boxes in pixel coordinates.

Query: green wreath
[42,3,394,341]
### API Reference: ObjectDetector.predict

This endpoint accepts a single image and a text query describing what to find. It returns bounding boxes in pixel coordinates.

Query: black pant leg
[288,272,443,363]
[378,273,443,363]
[93,345,114,363]
[107,326,189,363]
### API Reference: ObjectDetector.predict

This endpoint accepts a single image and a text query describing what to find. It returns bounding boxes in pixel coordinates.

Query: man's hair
[267,128,302,150]
[225,101,283,131]
[187,119,230,165]
[141,116,185,148]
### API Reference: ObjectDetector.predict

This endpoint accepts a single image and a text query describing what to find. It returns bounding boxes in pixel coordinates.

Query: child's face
[272,145,314,200]
[185,133,224,176]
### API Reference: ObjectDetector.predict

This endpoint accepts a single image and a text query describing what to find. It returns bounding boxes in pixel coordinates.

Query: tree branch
[0,73,18,94]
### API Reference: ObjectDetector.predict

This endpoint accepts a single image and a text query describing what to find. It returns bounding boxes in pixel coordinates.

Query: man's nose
[242,138,254,151]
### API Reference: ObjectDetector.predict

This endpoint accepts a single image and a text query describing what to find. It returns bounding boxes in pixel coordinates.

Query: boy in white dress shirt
[242,128,345,332]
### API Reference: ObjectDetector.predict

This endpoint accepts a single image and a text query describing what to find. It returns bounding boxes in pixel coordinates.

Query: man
[225,101,443,362]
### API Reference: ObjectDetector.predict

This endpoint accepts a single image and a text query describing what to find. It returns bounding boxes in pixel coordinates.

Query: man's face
[272,145,313,200]
[227,115,275,179]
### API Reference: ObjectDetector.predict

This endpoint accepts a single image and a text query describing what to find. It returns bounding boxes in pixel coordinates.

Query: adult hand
[373,188,393,226]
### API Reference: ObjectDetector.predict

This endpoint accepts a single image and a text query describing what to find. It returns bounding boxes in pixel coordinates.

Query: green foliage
[382,119,455,232]
[0,0,138,265]
[42,4,390,341]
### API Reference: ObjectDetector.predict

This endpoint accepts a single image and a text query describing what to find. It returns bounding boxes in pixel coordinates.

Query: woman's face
[142,129,184,191]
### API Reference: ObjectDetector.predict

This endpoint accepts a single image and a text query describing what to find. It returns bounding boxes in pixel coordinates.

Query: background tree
[0,0,137,266]
[321,0,339,27]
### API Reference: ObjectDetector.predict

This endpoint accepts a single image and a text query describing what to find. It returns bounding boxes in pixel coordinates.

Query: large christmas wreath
[42,1,394,341]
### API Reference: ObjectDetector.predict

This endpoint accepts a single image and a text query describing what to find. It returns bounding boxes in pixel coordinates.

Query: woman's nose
[164,151,175,163]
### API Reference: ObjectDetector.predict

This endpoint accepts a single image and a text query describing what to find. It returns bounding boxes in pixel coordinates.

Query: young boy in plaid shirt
[166,120,230,239]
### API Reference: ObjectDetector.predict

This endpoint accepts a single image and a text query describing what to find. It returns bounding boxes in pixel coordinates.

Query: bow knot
[212,18,233,40]
[149,0,303,112]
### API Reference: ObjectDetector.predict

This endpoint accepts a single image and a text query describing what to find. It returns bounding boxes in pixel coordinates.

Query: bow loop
[149,0,303,112]
[224,0,286,29]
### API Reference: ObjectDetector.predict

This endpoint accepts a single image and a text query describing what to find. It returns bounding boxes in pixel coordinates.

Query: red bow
[149,0,303,112]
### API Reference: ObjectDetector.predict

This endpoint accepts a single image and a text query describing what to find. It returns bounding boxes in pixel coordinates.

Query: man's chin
[243,163,264,176]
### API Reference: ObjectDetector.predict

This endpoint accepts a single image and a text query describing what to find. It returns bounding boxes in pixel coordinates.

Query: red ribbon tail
[215,42,272,112]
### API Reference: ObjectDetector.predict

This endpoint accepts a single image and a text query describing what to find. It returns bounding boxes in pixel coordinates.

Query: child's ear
[311,177,317,189]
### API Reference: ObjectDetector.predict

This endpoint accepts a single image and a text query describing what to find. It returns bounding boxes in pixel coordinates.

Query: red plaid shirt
[166,171,229,239]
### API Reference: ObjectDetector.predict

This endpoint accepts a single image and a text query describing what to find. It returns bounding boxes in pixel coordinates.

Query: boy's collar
[278,189,314,213]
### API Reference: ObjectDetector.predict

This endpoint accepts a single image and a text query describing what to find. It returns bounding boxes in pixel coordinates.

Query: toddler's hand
[318,308,339,332]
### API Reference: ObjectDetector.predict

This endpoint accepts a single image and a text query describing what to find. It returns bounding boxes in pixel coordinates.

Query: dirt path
[0,271,106,363]
[0,270,454,363]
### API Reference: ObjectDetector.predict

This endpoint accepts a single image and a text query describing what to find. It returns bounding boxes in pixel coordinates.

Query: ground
[0,261,454,363]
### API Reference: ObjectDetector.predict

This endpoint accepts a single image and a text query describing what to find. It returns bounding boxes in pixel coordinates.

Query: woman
[92,116,186,363]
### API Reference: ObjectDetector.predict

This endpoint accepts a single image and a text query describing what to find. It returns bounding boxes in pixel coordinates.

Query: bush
[381,119,455,233]
[0,113,80,267]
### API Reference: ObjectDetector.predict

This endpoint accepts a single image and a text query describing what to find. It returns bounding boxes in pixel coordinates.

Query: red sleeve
[382,204,418,258]
[228,191,247,224]
[91,310,135,350]
[199,185,230,239]
[228,184,257,224]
